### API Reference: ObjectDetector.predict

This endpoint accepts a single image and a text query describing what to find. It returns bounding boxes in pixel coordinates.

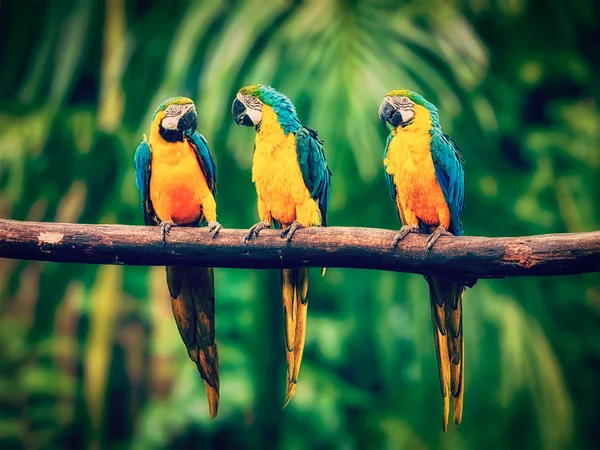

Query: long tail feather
[453,337,465,425]
[282,268,309,407]
[426,275,464,431]
[167,266,220,419]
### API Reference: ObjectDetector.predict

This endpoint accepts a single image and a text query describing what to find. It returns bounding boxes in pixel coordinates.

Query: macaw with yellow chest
[231,85,331,406]
[134,97,222,418]
[379,90,466,431]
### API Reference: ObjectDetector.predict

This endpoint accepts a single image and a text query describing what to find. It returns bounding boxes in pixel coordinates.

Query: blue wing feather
[187,131,217,198]
[295,127,331,226]
[133,140,156,225]
[383,133,397,202]
[430,132,465,236]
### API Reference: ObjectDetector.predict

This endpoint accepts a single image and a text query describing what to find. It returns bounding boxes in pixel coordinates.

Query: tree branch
[1,219,598,287]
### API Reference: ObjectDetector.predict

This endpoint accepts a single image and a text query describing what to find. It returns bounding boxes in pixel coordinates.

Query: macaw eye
[245,96,262,109]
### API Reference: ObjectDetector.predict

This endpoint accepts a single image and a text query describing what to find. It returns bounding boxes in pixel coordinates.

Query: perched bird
[379,90,466,431]
[134,97,221,418]
[232,85,331,406]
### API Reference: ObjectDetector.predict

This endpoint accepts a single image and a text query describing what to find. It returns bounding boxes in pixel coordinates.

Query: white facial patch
[237,93,263,125]
[160,103,193,130]
[161,116,179,130]
[395,96,415,125]
[246,107,263,125]
[399,108,415,124]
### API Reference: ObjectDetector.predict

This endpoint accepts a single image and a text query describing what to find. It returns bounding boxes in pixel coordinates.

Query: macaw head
[152,97,197,142]
[232,85,263,127]
[232,85,300,134]
[379,90,438,129]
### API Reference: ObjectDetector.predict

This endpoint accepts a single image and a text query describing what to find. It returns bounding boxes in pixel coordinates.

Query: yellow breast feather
[252,105,321,227]
[384,105,450,229]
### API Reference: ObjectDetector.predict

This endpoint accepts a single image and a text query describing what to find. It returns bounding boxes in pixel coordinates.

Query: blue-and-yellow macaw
[134,97,221,418]
[231,85,331,405]
[379,90,466,431]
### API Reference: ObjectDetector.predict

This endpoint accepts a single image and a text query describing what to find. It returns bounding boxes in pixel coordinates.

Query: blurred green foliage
[0,0,599,449]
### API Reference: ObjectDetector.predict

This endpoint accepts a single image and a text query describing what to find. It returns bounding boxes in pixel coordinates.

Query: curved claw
[207,221,222,239]
[280,221,304,245]
[391,225,420,248]
[426,226,453,251]
[159,221,175,245]
[243,221,270,244]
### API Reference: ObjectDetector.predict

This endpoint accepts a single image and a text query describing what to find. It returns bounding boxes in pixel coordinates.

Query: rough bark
[1,219,599,287]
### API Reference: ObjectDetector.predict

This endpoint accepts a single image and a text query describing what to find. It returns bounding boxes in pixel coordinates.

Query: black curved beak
[232,98,254,127]
[178,106,197,135]
[379,101,404,128]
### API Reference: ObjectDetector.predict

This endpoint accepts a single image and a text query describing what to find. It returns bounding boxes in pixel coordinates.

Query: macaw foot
[159,221,176,245]
[391,225,420,248]
[207,221,222,239]
[426,226,453,251]
[280,220,304,245]
[243,221,270,244]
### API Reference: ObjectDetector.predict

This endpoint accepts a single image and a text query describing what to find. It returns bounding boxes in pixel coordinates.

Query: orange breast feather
[384,105,450,229]
[148,131,212,225]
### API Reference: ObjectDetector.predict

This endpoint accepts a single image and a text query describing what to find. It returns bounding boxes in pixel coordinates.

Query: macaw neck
[256,105,288,141]
[150,119,184,144]
[149,121,193,166]
[260,101,301,135]
[393,104,439,137]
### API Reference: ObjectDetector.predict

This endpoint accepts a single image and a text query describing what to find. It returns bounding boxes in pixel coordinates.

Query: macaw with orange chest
[379,90,466,431]
[232,85,331,406]
[134,97,222,418]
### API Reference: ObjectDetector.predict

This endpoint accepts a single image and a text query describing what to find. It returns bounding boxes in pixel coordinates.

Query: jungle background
[0,0,599,449]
